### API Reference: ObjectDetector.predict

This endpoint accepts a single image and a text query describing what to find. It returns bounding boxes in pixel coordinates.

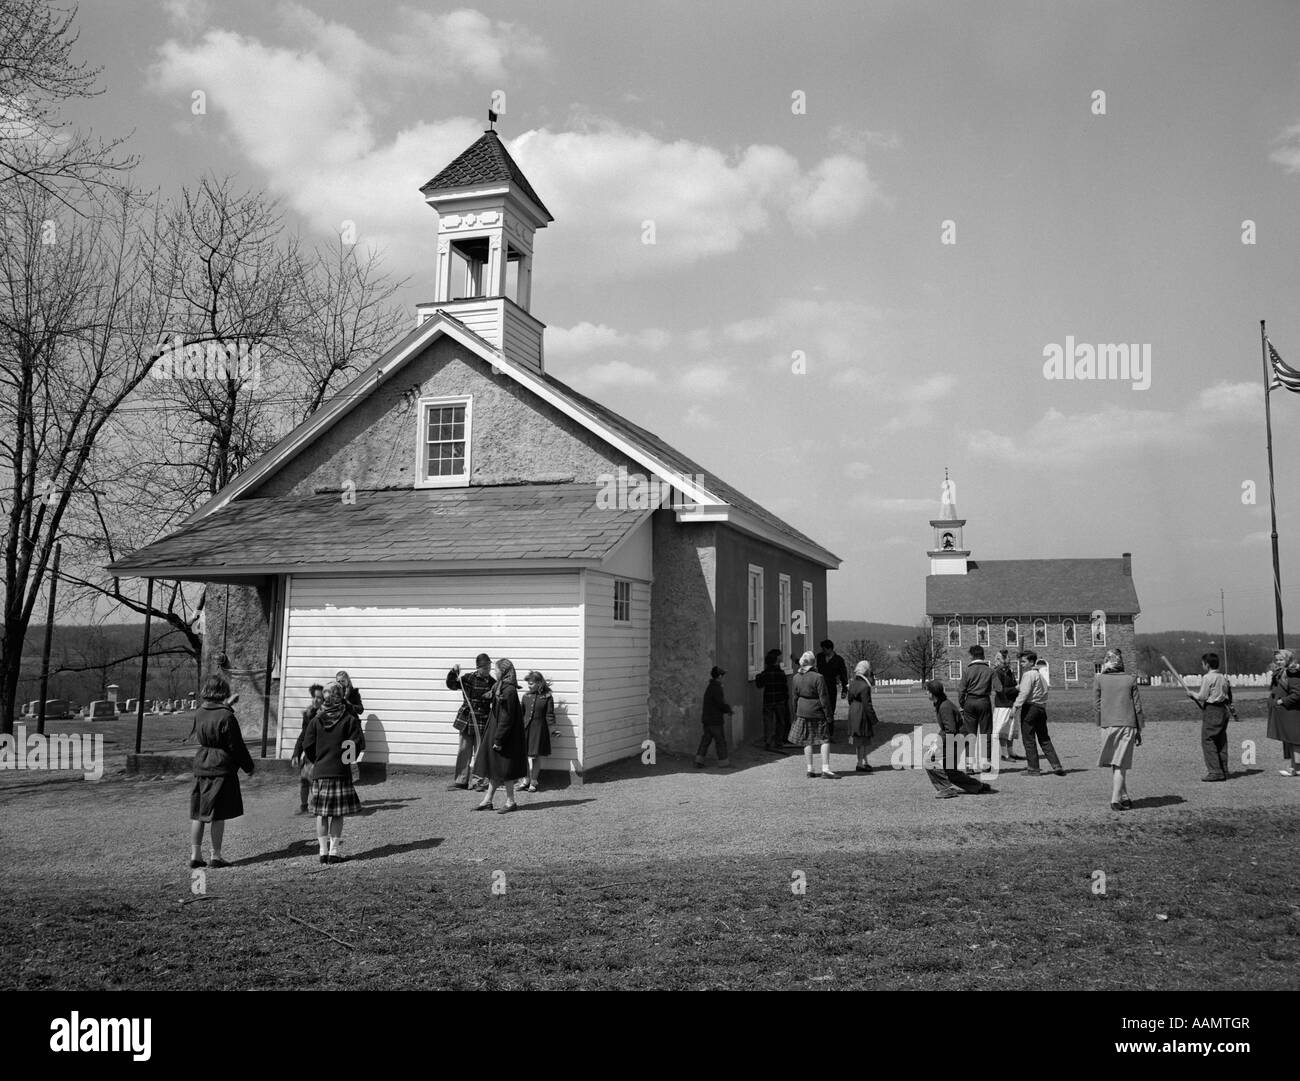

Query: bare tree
[57,179,407,686]
[843,638,892,679]
[0,1,135,203]
[898,624,946,684]
[0,181,173,732]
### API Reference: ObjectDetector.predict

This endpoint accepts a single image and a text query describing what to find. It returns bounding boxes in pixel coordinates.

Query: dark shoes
[209,858,230,868]
[319,854,329,864]
[1201,773,1226,782]
[1053,768,1066,776]
[935,790,960,799]
[855,763,872,773]
[471,802,494,811]
[497,803,518,814]
[189,858,206,869]
[449,782,469,791]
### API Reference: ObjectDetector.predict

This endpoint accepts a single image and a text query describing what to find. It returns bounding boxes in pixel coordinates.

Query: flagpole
[1261,319,1285,648]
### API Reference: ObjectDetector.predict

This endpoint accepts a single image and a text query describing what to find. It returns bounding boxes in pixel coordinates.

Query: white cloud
[680,363,732,397]
[843,460,873,480]
[966,404,1188,462]
[1270,124,1300,173]
[829,124,901,155]
[150,17,881,283]
[1195,380,1258,420]
[547,321,670,357]
[579,359,659,388]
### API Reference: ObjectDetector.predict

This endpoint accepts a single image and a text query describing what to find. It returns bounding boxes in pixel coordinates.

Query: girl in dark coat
[847,660,880,773]
[335,671,364,784]
[473,658,527,812]
[925,680,989,799]
[189,674,255,869]
[1267,648,1300,775]
[520,670,554,792]
[291,683,325,814]
[789,650,836,779]
[303,683,365,863]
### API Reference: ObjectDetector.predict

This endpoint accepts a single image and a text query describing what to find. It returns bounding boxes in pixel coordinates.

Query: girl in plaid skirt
[302,683,365,863]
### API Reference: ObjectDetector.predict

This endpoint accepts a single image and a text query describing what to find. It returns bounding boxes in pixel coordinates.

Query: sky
[59,0,1300,633]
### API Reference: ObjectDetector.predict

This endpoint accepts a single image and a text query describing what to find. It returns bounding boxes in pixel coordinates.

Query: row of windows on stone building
[945,617,1108,650]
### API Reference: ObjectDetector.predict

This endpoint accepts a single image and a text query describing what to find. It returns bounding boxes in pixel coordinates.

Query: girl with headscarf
[520,670,554,791]
[1094,649,1144,810]
[301,682,365,863]
[846,660,880,773]
[1266,648,1300,776]
[189,673,255,868]
[789,651,836,778]
[473,658,527,811]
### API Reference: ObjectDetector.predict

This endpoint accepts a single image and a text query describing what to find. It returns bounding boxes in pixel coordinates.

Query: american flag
[1268,339,1300,394]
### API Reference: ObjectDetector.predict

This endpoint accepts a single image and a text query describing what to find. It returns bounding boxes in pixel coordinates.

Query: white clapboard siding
[278,572,582,768]
[582,571,651,769]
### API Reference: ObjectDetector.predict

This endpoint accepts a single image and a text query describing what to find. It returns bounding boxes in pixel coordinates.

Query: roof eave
[676,506,841,569]
[105,556,607,582]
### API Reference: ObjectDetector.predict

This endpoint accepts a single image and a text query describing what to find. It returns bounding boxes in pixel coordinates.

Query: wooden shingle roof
[419,130,553,220]
[108,484,644,577]
[926,559,1141,616]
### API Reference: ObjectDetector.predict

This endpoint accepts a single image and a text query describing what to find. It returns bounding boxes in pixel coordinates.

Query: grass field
[1,686,1297,990]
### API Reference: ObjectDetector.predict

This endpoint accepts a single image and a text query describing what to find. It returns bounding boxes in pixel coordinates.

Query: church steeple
[416,125,553,374]
[927,468,970,575]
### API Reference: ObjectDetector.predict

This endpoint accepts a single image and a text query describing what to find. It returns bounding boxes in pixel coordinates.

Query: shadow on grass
[233,838,320,866]
[356,797,422,816]
[1224,770,1264,782]
[348,837,444,862]
[1127,795,1188,809]
[507,797,596,812]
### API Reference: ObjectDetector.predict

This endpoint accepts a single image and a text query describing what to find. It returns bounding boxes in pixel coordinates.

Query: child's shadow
[348,838,443,861]
[1127,795,1187,809]
[356,797,422,816]
[233,838,318,866]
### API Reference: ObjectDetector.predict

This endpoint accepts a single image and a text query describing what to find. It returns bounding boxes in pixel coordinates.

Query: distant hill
[828,621,922,651]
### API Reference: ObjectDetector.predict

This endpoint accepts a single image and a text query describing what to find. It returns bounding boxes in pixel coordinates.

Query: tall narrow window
[948,618,961,648]
[1033,619,1047,647]
[1062,618,1076,647]
[1005,619,1018,647]
[748,566,765,676]
[948,660,962,680]
[613,579,631,623]
[1063,660,1078,682]
[802,581,814,650]
[1091,614,1107,646]
[976,619,989,647]
[417,397,471,487]
[778,574,792,669]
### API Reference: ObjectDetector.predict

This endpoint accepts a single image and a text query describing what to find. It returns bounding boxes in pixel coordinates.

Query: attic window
[416,396,471,488]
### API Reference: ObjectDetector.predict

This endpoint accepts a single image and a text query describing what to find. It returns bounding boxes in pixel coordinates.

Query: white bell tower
[416,123,553,374]
[927,469,970,575]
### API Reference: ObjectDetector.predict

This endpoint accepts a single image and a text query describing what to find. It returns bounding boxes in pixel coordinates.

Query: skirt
[524,719,551,758]
[308,776,362,817]
[1097,726,1137,769]
[190,775,244,822]
[992,706,1017,740]
[789,715,831,747]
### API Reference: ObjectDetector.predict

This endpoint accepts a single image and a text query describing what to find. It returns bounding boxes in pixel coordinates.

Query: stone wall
[247,337,637,499]
[200,578,279,749]
[929,613,1139,685]
[648,512,716,754]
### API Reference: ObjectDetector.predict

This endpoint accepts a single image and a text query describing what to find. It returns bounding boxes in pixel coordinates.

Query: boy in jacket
[696,666,733,768]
